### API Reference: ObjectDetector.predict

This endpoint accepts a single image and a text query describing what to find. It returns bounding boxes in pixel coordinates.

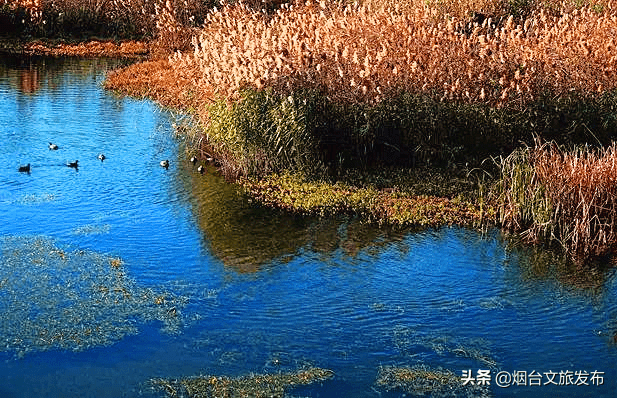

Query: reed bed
[102,0,617,261]
[172,0,617,107]
[1,0,211,43]
[119,0,615,179]
[496,142,617,259]
[105,1,617,177]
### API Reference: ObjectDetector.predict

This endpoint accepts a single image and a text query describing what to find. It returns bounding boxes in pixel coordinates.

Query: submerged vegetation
[4,0,617,260]
[151,367,334,398]
[0,236,186,357]
[376,365,491,397]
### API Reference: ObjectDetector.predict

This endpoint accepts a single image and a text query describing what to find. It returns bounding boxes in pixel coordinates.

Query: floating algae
[376,365,492,397]
[392,325,499,369]
[17,193,57,205]
[151,367,334,398]
[72,223,112,235]
[0,236,187,357]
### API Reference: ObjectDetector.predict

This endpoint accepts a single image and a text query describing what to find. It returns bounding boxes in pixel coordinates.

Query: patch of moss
[241,172,496,227]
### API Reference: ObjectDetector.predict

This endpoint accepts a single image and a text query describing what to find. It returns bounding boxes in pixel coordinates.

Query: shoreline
[0,36,150,58]
[3,0,617,262]
[102,57,496,230]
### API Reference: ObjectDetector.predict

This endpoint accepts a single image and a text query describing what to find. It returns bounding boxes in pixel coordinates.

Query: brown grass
[2,0,211,47]
[496,142,617,259]
[533,143,617,257]
[168,0,617,108]
[105,0,617,112]
[105,59,201,108]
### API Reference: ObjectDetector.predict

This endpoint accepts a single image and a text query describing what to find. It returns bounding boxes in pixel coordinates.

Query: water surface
[0,55,615,398]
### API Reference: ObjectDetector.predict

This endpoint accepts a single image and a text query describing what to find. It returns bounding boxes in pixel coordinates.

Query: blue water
[0,55,615,398]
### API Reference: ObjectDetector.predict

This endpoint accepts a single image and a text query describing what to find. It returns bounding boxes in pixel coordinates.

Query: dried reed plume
[170,0,617,108]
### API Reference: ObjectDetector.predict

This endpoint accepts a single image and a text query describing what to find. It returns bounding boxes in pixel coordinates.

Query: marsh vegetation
[4,0,617,256]
[1,34,616,398]
[96,0,617,260]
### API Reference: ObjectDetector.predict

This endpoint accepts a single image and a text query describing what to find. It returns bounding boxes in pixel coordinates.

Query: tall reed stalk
[496,141,617,259]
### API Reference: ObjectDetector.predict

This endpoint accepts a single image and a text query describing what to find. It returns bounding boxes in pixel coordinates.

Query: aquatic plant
[493,142,553,233]
[151,367,334,398]
[0,236,186,357]
[241,172,493,227]
[201,88,326,178]
[375,365,491,397]
[495,141,617,259]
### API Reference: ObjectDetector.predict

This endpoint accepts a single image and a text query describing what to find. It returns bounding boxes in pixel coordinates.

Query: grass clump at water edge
[201,88,326,180]
[494,141,617,260]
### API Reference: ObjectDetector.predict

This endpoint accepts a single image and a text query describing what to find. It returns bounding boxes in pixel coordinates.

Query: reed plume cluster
[171,0,617,107]
[496,142,617,259]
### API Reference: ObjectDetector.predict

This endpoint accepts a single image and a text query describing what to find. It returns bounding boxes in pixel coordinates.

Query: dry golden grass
[168,0,617,108]
[497,142,617,259]
[105,59,203,108]
[533,143,617,257]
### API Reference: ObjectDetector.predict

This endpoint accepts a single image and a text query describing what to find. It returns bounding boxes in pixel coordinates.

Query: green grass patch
[241,172,494,227]
[201,88,617,180]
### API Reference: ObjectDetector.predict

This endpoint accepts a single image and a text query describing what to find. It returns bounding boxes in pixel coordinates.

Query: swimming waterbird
[98,153,106,161]
[197,165,205,174]
[18,163,30,173]
[67,160,79,168]
[49,142,58,150]
[160,160,169,169]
